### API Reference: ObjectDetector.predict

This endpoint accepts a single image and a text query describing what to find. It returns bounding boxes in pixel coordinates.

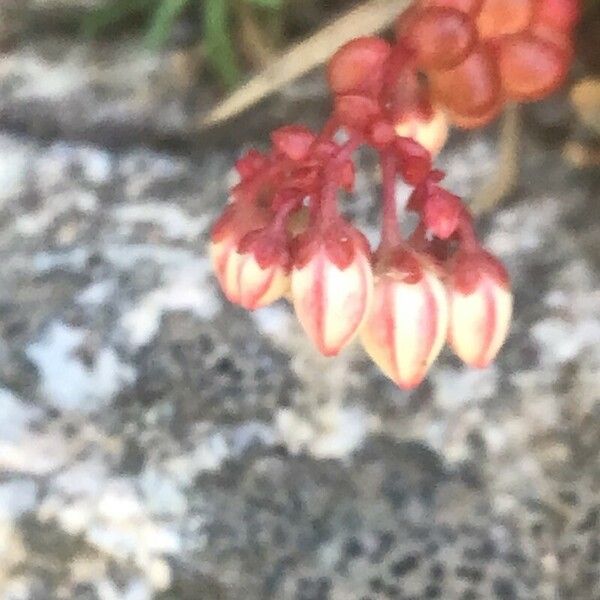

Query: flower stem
[380,151,401,249]
[456,208,479,251]
[319,134,362,226]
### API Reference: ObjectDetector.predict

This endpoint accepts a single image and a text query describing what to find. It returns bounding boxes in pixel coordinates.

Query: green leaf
[144,0,191,48]
[204,0,242,88]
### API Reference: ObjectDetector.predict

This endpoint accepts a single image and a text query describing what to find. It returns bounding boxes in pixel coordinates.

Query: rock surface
[0,27,599,600]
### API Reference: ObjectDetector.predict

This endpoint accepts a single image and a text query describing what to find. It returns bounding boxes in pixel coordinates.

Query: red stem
[380,150,401,249]
[319,134,362,225]
[456,208,479,251]
[272,196,301,232]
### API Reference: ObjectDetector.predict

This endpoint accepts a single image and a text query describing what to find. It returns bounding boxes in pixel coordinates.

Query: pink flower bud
[394,108,449,157]
[209,204,272,305]
[231,229,291,310]
[361,250,449,389]
[447,251,513,368]
[291,223,373,356]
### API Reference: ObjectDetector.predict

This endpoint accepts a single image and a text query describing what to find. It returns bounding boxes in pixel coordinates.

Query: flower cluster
[210,0,579,389]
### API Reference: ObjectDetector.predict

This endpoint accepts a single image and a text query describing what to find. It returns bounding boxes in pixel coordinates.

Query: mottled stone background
[0,3,599,600]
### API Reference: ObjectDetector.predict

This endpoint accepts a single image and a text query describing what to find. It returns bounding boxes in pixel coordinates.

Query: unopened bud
[209,204,272,305]
[232,229,290,310]
[447,251,513,368]
[361,252,448,388]
[291,223,373,356]
[271,126,317,162]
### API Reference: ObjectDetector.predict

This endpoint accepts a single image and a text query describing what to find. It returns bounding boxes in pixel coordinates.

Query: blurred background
[0,1,599,599]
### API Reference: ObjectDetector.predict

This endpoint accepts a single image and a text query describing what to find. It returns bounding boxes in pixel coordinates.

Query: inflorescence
[210,0,580,389]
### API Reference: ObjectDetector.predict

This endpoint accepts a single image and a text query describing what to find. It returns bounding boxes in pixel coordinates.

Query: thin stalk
[319,134,362,225]
[380,150,401,249]
[456,209,479,251]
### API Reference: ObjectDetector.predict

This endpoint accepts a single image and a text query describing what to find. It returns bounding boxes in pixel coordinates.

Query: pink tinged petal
[211,241,289,309]
[448,277,513,368]
[292,248,373,356]
[236,254,289,310]
[361,271,449,389]
[209,238,238,299]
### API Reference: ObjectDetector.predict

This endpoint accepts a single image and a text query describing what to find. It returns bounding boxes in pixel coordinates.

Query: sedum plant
[210,0,580,389]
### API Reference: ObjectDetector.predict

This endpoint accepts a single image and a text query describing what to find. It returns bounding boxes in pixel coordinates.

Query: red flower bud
[422,186,462,239]
[403,6,476,69]
[271,125,317,162]
[369,120,397,150]
[361,250,449,388]
[533,0,580,32]
[327,37,392,97]
[291,222,373,356]
[420,0,483,16]
[334,95,381,132]
[497,32,569,102]
[395,137,433,185]
[476,0,534,39]
[235,150,268,181]
[447,250,513,368]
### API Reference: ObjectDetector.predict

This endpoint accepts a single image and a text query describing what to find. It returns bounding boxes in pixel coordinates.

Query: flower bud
[447,250,512,368]
[291,222,373,356]
[232,229,290,310]
[328,37,391,97]
[395,136,433,185]
[422,186,462,239]
[361,250,449,389]
[334,95,381,132]
[271,126,316,162]
[209,203,271,304]
[235,149,268,181]
[394,108,449,158]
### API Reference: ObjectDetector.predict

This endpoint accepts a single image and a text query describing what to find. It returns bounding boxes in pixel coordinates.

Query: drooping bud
[209,203,271,304]
[447,250,513,368]
[394,108,449,158]
[361,249,449,389]
[231,228,291,310]
[291,221,373,356]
